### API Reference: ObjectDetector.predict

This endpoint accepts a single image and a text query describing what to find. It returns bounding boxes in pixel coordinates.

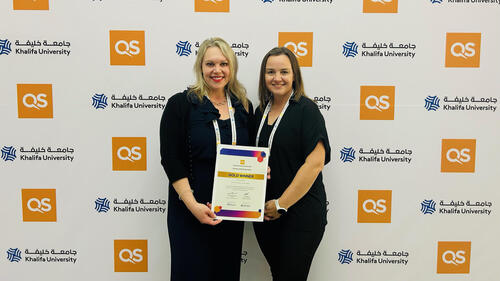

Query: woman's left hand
[264,200,280,221]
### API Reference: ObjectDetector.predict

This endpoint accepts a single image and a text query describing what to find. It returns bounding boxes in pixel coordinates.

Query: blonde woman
[160,38,252,281]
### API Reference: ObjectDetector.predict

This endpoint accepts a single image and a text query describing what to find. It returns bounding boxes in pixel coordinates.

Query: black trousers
[253,219,325,281]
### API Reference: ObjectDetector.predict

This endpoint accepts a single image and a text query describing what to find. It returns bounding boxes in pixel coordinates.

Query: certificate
[211,144,269,222]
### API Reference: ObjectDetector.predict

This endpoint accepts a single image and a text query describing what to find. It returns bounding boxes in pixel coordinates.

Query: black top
[160,89,254,203]
[255,95,331,230]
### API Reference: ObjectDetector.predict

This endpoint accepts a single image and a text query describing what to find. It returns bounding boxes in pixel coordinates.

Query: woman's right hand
[187,202,222,226]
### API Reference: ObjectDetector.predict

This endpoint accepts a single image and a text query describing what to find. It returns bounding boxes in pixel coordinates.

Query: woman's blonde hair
[190,37,248,110]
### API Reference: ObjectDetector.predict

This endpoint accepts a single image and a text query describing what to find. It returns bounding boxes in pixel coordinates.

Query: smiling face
[202,46,230,94]
[264,54,294,100]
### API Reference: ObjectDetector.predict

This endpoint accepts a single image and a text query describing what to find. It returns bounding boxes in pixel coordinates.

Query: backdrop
[2,0,500,280]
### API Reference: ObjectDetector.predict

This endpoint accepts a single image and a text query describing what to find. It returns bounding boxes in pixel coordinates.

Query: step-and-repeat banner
[2,0,499,280]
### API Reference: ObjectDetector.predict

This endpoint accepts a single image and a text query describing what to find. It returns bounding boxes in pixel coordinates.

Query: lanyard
[210,92,237,146]
[255,91,293,154]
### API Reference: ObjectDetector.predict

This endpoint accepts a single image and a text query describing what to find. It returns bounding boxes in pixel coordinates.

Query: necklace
[208,95,227,106]
[211,99,227,106]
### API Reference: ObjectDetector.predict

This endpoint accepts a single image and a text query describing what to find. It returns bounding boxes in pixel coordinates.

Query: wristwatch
[275,199,288,215]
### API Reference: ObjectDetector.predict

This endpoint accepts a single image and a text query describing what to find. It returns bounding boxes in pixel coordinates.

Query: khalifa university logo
[340,147,356,163]
[1,146,17,161]
[421,199,436,214]
[0,39,12,55]
[262,0,274,2]
[431,0,443,3]
[95,198,111,213]
[425,95,440,111]
[342,42,358,58]
[92,94,108,109]
[338,249,353,264]
[176,41,192,57]
[7,248,22,262]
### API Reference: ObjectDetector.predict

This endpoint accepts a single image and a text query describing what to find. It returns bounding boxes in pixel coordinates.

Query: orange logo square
[114,240,148,272]
[112,137,147,171]
[441,139,476,173]
[17,84,53,119]
[363,0,398,13]
[445,33,481,68]
[278,32,313,67]
[22,189,57,222]
[437,241,471,274]
[109,30,145,66]
[194,0,230,12]
[357,190,392,223]
[13,0,49,10]
[360,86,395,120]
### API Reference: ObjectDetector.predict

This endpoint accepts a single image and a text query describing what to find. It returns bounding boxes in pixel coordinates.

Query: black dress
[160,90,253,281]
[253,96,331,281]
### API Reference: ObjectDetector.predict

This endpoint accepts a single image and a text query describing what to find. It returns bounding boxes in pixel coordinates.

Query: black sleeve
[301,99,331,165]
[160,92,190,183]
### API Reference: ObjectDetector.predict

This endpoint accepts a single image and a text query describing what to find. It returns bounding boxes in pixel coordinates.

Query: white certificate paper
[211,144,269,222]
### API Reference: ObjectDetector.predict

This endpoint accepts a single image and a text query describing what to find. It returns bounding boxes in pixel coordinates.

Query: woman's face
[264,54,294,100]
[202,46,230,93]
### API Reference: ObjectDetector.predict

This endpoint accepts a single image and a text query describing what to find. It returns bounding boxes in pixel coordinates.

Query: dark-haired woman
[253,47,331,281]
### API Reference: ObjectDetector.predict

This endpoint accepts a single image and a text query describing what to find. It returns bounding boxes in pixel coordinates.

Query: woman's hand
[263,199,281,221]
[187,202,222,225]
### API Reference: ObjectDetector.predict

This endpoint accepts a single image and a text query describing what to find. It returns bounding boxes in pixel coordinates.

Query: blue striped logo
[340,147,356,163]
[342,42,358,58]
[7,248,22,262]
[95,198,110,213]
[424,96,440,111]
[0,39,12,55]
[1,146,16,161]
[176,41,192,57]
[338,249,353,264]
[92,94,108,109]
[421,199,436,214]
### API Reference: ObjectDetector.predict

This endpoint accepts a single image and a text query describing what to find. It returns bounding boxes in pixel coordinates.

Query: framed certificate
[211,144,269,222]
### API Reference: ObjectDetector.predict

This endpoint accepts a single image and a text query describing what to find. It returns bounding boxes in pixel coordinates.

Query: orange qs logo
[445,33,481,68]
[357,190,392,223]
[437,241,471,274]
[22,189,57,222]
[441,139,476,173]
[17,84,53,118]
[109,30,145,66]
[114,240,148,272]
[112,137,147,171]
[360,86,395,120]
[363,0,398,13]
[278,32,313,67]
[13,0,49,10]
[194,0,230,12]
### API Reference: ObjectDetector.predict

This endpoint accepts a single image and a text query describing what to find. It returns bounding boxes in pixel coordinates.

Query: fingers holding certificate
[211,144,269,222]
